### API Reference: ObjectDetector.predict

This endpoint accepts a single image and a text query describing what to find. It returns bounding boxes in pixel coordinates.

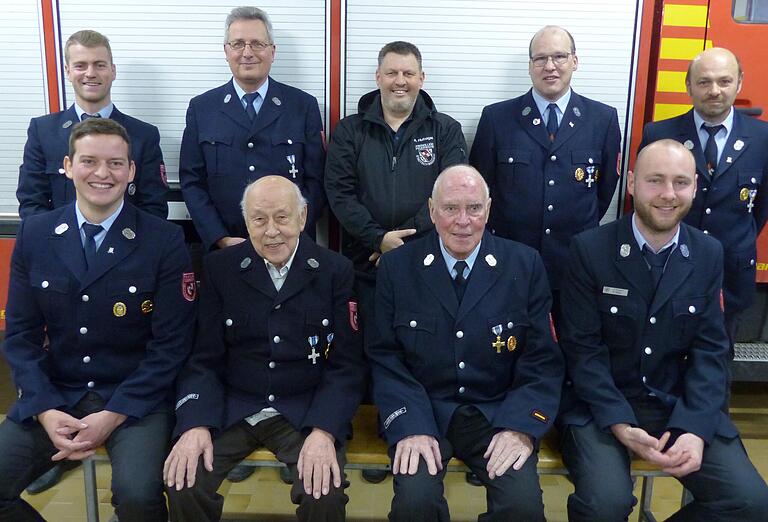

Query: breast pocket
[486,313,529,357]
[598,295,638,349]
[671,296,707,346]
[199,131,235,177]
[736,170,761,213]
[222,310,250,346]
[304,309,334,361]
[47,160,72,206]
[106,277,156,325]
[30,271,72,325]
[571,150,602,191]
[495,149,531,192]
[394,312,437,366]
[271,134,306,180]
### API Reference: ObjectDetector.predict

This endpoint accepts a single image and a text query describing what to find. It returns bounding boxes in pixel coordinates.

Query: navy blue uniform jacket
[640,109,768,314]
[179,79,326,250]
[172,235,365,442]
[470,89,621,289]
[2,202,195,423]
[368,230,563,446]
[17,105,168,219]
[559,216,737,443]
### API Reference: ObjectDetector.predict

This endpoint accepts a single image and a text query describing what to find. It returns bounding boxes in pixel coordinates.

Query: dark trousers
[389,405,544,522]
[167,415,349,522]
[562,398,768,522]
[0,393,172,522]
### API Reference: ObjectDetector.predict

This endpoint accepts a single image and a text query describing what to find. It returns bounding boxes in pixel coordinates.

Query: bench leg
[639,476,658,522]
[83,457,100,522]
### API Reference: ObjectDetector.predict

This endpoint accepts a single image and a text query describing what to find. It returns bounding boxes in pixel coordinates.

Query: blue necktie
[244,92,260,121]
[703,124,724,177]
[546,103,559,142]
[83,223,103,269]
[81,113,101,121]
[642,245,672,289]
[453,260,468,301]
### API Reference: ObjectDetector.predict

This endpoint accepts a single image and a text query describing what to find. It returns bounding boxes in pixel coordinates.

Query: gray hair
[225,6,274,44]
[240,177,307,219]
[378,41,423,69]
[431,164,490,201]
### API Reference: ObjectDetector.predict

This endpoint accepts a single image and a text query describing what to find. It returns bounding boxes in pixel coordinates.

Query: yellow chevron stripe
[660,38,713,60]
[657,70,688,93]
[654,103,692,121]
[663,4,709,28]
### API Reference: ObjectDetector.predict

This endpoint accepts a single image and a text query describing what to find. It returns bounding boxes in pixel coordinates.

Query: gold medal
[740,187,750,201]
[575,167,585,181]
[507,335,517,352]
[594,168,600,181]
[492,336,505,353]
[140,300,154,314]
[113,302,127,317]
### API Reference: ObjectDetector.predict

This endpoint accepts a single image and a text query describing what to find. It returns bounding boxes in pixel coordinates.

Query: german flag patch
[531,410,548,424]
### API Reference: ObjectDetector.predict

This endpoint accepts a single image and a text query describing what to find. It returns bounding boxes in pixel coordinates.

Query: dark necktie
[81,113,101,121]
[703,124,724,177]
[546,103,559,142]
[453,260,468,301]
[83,223,103,269]
[642,245,672,288]
[244,92,260,121]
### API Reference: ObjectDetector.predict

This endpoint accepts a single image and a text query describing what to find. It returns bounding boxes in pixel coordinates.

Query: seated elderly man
[367,165,564,522]
[164,175,365,522]
[558,139,768,521]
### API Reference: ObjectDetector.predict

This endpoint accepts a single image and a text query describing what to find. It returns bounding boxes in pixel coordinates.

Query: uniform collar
[438,237,482,275]
[232,77,270,105]
[74,102,114,121]
[75,199,124,232]
[531,87,572,118]
[693,106,734,136]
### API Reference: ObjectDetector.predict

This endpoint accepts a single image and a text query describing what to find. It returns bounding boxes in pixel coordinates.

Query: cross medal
[491,325,505,353]
[287,155,298,178]
[585,166,596,188]
[308,335,320,364]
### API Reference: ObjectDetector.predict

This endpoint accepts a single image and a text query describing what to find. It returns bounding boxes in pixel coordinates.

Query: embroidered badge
[182,272,197,302]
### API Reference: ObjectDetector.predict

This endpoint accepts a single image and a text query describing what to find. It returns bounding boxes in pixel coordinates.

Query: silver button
[287,139,293,145]
[610,306,618,314]
[274,304,281,310]
[87,381,95,388]
[456,331,464,339]
[545,228,551,235]
[705,208,712,215]
[248,142,254,148]
[751,259,756,266]
[703,230,709,235]
[548,179,555,186]
[507,322,514,329]
[547,205,554,211]
[588,157,594,164]
[322,318,330,327]
[550,155,557,161]
[128,286,137,294]
[273,336,281,343]
[703,187,708,192]
[409,320,417,328]
[83,356,91,363]
[642,376,647,383]
[268,394,275,402]
[249,165,255,172]
[269,361,276,369]
[41,280,49,289]
[58,168,65,174]
[79,327,88,335]
[81,294,89,302]
[458,361,466,369]
[458,386,465,394]
[508,157,514,163]
[688,305,696,314]
[751,177,757,184]
[649,317,657,324]
[644,347,652,355]
[225,319,233,326]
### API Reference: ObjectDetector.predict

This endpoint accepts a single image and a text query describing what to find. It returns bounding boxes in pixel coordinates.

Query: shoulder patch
[182,272,197,302]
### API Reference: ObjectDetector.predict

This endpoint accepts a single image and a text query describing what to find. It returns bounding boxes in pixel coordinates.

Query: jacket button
[644,347,652,355]
[249,165,255,172]
[508,157,514,163]
[507,321,514,329]
[458,386,465,394]
[87,381,95,388]
[269,361,276,369]
[83,356,91,363]
[268,394,275,402]
[287,139,293,145]
[649,317,656,324]
[642,376,647,383]
[547,205,554,211]
[273,336,281,343]
[410,320,417,328]
[688,305,696,314]
[41,281,49,289]
[79,327,88,335]
[458,361,466,369]
[225,319,233,326]
[550,155,557,161]
[610,306,618,314]
[548,179,555,186]
[545,228,551,235]
[322,319,330,327]
[455,331,464,339]
[81,294,89,302]
[248,142,254,148]
[703,230,709,235]
[129,286,137,294]
[751,259,756,266]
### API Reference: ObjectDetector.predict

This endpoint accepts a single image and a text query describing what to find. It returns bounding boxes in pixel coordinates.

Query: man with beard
[640,47,768,346]
[558,139,768,521]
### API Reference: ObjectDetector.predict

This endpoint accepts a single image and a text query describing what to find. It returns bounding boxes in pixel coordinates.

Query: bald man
[165,176,365,522]
[368,165,563,521]
[470,25,621,316]
[640,47,768,346]
[559,140,768,521]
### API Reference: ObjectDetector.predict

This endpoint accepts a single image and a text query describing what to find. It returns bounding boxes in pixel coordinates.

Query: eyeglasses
[530,53,572,68]
[227,40,273,52]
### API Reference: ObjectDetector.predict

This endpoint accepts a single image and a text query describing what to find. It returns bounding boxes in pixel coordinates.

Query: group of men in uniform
[2,4,768,522]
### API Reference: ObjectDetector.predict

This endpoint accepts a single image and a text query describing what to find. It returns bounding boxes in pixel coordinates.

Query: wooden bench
[82,405,668,522]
